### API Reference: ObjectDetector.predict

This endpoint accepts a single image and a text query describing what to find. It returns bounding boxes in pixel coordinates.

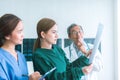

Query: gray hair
[67,23,83,36]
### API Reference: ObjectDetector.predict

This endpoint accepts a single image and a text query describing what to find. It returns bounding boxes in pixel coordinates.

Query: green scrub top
[32,45,89,80]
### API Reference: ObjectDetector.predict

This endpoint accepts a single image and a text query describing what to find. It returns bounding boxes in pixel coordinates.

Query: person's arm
[33,53,85,80]
[62,47,93,76]
[62,47,90,68]
[92,50,103,71]
[86,43,103,71]
[0,63,8,80]
[32,48,93,80]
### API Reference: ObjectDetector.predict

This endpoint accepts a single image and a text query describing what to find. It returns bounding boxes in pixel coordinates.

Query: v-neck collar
[0,48,20,66]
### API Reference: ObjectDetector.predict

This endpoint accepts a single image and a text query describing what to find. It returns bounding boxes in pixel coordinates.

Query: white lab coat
[64,41,103,80]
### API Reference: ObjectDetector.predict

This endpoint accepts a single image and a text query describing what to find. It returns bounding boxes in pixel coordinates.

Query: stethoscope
[69,45,72,59]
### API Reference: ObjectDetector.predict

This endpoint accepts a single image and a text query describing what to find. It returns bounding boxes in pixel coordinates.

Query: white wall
[0,0,117,80]
[114,0,119,80]
[116,0,120,80]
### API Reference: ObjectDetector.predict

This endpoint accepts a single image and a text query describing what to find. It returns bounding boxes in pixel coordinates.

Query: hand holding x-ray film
[89,23,104,64]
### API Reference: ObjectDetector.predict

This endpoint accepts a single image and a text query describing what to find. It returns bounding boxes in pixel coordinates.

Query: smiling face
[5,21,24,45]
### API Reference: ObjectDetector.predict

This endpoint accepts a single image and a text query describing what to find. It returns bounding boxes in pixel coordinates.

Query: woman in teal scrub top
[0,14,41,80]
[32,18,93,80]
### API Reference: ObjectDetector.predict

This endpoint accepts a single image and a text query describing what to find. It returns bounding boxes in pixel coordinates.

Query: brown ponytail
[33,18,56,52]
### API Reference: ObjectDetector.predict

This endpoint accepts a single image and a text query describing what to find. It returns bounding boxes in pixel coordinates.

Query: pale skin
[69,26,92,57]
[1,21,42,80]
[68,25,93,74]
[40,24,58,49]
[40,24,92,75]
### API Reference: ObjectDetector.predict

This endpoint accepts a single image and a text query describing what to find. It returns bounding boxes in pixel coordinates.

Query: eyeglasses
[70,30,83,35]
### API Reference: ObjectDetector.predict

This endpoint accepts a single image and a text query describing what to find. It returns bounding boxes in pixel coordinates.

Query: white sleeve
[92,50,103,71]
[88,43,103,72]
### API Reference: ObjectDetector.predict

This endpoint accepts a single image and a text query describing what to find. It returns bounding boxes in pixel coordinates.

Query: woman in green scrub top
[32,18,93,80]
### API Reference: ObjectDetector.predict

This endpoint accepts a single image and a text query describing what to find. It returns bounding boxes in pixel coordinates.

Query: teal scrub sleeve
[60,47,90,68]
[33,55,84,80]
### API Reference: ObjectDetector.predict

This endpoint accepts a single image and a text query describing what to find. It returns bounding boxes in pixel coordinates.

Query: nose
[21,32,24,39]
[76,32,82,39]
[55,33,58,39]
[76,31,81,36]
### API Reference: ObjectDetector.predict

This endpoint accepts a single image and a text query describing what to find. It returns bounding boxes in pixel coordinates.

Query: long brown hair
[33,18,56,51]
[0,14,21,47]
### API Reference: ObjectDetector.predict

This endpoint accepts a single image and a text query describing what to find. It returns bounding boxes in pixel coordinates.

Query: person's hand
[78,45,87,55]
[85,49,92,57]
[82,64,93,75]
[76,39,92,57]
[76,39,88,56]
[76,39,86,52]
[29,71,43,80]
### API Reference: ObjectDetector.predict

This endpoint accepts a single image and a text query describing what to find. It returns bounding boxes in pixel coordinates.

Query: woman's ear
[5,35,10,40]
[41,31,45,38]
